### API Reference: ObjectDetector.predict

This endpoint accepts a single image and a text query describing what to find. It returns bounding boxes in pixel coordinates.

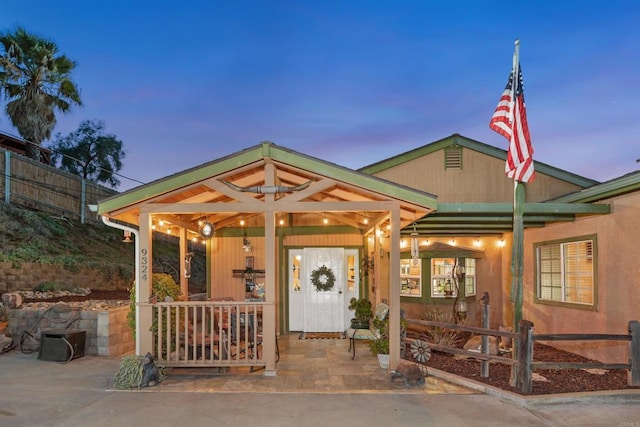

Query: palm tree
[0,27,82,160]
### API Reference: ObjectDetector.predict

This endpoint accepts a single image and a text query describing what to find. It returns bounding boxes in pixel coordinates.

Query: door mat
[298,332,346,340]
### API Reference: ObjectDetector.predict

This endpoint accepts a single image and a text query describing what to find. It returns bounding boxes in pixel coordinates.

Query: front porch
[157,332,474,394]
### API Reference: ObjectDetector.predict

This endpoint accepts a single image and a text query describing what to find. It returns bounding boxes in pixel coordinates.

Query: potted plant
[348,297,372,329]
[369,316,390,368]
[368,315,407,369]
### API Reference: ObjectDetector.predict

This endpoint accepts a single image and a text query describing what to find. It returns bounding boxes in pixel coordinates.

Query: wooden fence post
[629,320,640,386]
[4,150,10,204]
[481,292,490,377]
[517,319,534,394]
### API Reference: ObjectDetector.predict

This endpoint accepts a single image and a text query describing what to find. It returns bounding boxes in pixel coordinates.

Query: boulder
[1,292,23,309]
[462,335,499,355]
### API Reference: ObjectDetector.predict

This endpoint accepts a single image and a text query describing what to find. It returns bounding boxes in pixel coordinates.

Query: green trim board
[400,202,611,236]
[549,171,640,203]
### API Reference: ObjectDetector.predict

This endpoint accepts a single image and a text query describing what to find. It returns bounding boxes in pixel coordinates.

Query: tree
[0,27,82,160]
[50,120,125,188]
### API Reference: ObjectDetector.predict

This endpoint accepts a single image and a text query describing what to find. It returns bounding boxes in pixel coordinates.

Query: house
[0,130,52,164]
[97,134,635,372]
[361,134,637,364]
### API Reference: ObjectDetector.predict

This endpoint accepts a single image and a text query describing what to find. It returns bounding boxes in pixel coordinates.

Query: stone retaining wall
[0,262,131,293]
[7,306,134,357]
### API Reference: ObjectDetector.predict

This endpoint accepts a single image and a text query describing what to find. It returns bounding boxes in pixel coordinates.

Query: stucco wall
[521,192,640,363]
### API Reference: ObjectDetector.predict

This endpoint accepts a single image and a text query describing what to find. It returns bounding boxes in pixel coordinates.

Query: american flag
[489,63,535,183]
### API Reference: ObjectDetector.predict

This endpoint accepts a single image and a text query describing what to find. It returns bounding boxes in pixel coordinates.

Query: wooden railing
[518,320,639,394]
[407,318,640,394]
[152,301,267,369]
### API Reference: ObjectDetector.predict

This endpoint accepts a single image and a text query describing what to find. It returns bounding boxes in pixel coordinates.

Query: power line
[0,129,146,188]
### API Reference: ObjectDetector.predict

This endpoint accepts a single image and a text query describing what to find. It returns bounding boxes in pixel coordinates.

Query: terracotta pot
[0,321,8,335]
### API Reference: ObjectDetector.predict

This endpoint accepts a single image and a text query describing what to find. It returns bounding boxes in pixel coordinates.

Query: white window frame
[431,258,456,298]
[463,258,476,297]
[400,258,422,298]
[430,257,476,298]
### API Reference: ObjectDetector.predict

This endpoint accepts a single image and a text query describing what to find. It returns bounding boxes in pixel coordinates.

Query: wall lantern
[455,300,468,320]
[242,237,253,253]
[453,262,467,319]
[122,230,133,243]
[444,278,453,296]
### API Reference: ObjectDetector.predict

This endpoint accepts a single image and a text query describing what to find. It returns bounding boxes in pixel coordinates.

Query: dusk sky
[1,1,639,190]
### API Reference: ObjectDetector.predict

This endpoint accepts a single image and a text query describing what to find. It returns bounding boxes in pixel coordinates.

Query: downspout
[100,215,141,355]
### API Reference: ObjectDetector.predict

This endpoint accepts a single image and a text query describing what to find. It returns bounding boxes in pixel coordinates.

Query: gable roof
[98,142,438,233]
[359,133,599,188]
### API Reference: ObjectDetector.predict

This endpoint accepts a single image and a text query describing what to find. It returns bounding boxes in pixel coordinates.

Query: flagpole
[511,39,523,331]
[510,39,525,388]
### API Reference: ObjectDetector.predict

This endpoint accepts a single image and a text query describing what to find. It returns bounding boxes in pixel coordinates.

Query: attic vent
[444,147,462,169]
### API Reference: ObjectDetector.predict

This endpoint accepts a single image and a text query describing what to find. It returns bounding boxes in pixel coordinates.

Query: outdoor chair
[346,302,389,359]
[229,309,279,370]
[181,320,228,361]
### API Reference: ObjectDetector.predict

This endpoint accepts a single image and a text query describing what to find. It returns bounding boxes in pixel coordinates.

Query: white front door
[303,248,344,332]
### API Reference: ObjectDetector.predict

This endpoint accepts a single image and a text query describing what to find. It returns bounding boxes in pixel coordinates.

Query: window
[400,259,421,297]
[536,237,595,306]
[431,258,476,298]
[346,253,356,292]
[464,258,476,296]
[431,258,455,297]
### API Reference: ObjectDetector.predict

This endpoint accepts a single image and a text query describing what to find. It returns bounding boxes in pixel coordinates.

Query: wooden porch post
[263,161,277,375]
[179,227,188,299]
[389,205,401,371]
[138,210,154,355]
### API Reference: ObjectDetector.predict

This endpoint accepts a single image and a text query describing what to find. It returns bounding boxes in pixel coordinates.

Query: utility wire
[0,129,146,188]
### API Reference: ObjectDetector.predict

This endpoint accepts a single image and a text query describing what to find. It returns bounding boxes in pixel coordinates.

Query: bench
[346,303,389,359]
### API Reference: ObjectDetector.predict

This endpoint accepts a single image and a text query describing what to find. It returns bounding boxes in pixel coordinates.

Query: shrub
[33,282,63,292]
[127,273,182,336]
[368,315,407,355]
[113,354,166,389]
[421,306,465,347]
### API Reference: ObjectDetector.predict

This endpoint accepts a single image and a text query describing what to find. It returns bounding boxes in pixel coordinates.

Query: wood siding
[209,233,364,302]
[371,148,583,203]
